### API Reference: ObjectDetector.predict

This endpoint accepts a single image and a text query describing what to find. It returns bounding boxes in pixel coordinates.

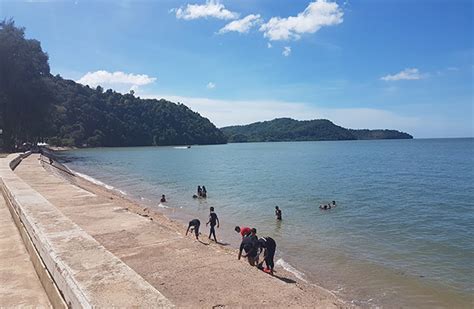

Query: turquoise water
[61,139,474,307]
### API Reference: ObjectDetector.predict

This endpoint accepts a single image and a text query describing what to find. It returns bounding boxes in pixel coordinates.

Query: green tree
[0,19,54,150]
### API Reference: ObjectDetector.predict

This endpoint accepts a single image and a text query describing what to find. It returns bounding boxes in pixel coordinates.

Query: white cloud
[267,42,272,48]
[282,46,292,56]
[218,14,261,34]
[206,82,216,89]
[77,70,156,93]
[380,68,424,81]
[259,0,344,41]
[174,0,239,20]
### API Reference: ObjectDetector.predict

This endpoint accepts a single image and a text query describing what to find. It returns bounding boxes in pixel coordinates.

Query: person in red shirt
[235,226,252,238]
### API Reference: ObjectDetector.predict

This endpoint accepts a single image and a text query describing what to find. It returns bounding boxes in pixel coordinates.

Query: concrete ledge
[1,175,66,308]
[0,154,173,308]
[9,151,31,171]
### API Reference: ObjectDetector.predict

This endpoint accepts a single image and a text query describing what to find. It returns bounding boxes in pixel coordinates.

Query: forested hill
[221,118,412,143]
[0,20,226,150]
[46,76,227,147]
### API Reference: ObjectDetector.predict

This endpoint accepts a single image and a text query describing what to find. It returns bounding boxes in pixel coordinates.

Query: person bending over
[257,237,277,274]
[238,236,259,266]
[186,219,201,240]
[206,207,219,242]
[235,226,252,238]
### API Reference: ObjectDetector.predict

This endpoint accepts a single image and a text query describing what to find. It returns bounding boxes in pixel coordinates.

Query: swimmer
[275,206,282,220]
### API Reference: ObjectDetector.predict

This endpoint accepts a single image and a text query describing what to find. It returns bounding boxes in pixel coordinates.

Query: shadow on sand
[271,273,297,284]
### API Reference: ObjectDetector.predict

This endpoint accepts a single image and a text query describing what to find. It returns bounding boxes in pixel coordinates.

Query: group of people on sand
[235,226,277,275]
[319,200,337,210]
[193,185,207,198]
[185,205,282,275]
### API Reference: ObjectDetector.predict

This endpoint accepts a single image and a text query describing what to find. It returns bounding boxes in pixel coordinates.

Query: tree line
[0,20,226,151]
[221,118,413,143]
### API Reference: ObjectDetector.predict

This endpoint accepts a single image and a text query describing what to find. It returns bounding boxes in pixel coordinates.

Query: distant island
[221,118,412,143]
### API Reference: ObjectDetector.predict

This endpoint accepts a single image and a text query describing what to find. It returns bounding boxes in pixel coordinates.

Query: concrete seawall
[0,153,173,308]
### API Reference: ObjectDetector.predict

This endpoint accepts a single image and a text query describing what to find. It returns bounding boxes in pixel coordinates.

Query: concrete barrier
[9,151,31,170]
[0,153,173,308]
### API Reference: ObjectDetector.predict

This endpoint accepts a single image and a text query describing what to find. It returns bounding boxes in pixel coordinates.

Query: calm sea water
[61,139,474,308]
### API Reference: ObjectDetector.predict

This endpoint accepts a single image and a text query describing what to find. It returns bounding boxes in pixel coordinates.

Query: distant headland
[221,118,413,143]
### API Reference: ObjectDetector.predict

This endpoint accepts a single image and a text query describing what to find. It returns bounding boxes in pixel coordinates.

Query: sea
[59,138,474,308]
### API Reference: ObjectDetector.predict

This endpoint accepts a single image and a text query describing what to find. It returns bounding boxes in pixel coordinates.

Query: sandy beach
[12,154,352,308]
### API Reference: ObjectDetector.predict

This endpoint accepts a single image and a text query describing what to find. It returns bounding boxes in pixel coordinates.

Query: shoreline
[41,155,351,307]
[67,166,317,285]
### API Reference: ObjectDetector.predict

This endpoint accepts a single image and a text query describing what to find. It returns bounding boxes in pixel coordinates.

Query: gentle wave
[157,203,170,209]
[73,170,128,196]
[276,258,307,282]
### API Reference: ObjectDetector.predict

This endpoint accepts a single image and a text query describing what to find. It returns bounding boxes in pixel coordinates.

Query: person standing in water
[202,185,207,198]
[197,186,202,197]
[275,206,282,220]
[206,207,219,242]
[160,195,166,203]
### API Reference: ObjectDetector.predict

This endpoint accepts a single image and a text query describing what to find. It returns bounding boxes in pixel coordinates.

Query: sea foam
[276,258,307,282]
[73,171,128,196]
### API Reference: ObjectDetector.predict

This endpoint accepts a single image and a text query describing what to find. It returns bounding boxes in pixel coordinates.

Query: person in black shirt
[275,206,282,220]
[206,207,219,242]
[238,236,259,266]
[257,237,277,274]
[186,219,200,240]
[202,185,207,198]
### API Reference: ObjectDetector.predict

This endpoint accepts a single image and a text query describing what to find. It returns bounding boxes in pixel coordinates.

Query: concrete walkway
[2,154,173,308]
[0,194,51,307]
[13,154,346,308]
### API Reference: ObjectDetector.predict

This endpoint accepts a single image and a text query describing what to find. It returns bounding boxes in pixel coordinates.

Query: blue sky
[1,0,473,137]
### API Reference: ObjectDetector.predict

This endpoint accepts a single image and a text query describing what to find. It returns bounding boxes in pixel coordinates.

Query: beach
[11,153,350,308]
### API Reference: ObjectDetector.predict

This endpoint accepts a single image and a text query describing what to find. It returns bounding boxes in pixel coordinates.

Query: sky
[1,0,473,138]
